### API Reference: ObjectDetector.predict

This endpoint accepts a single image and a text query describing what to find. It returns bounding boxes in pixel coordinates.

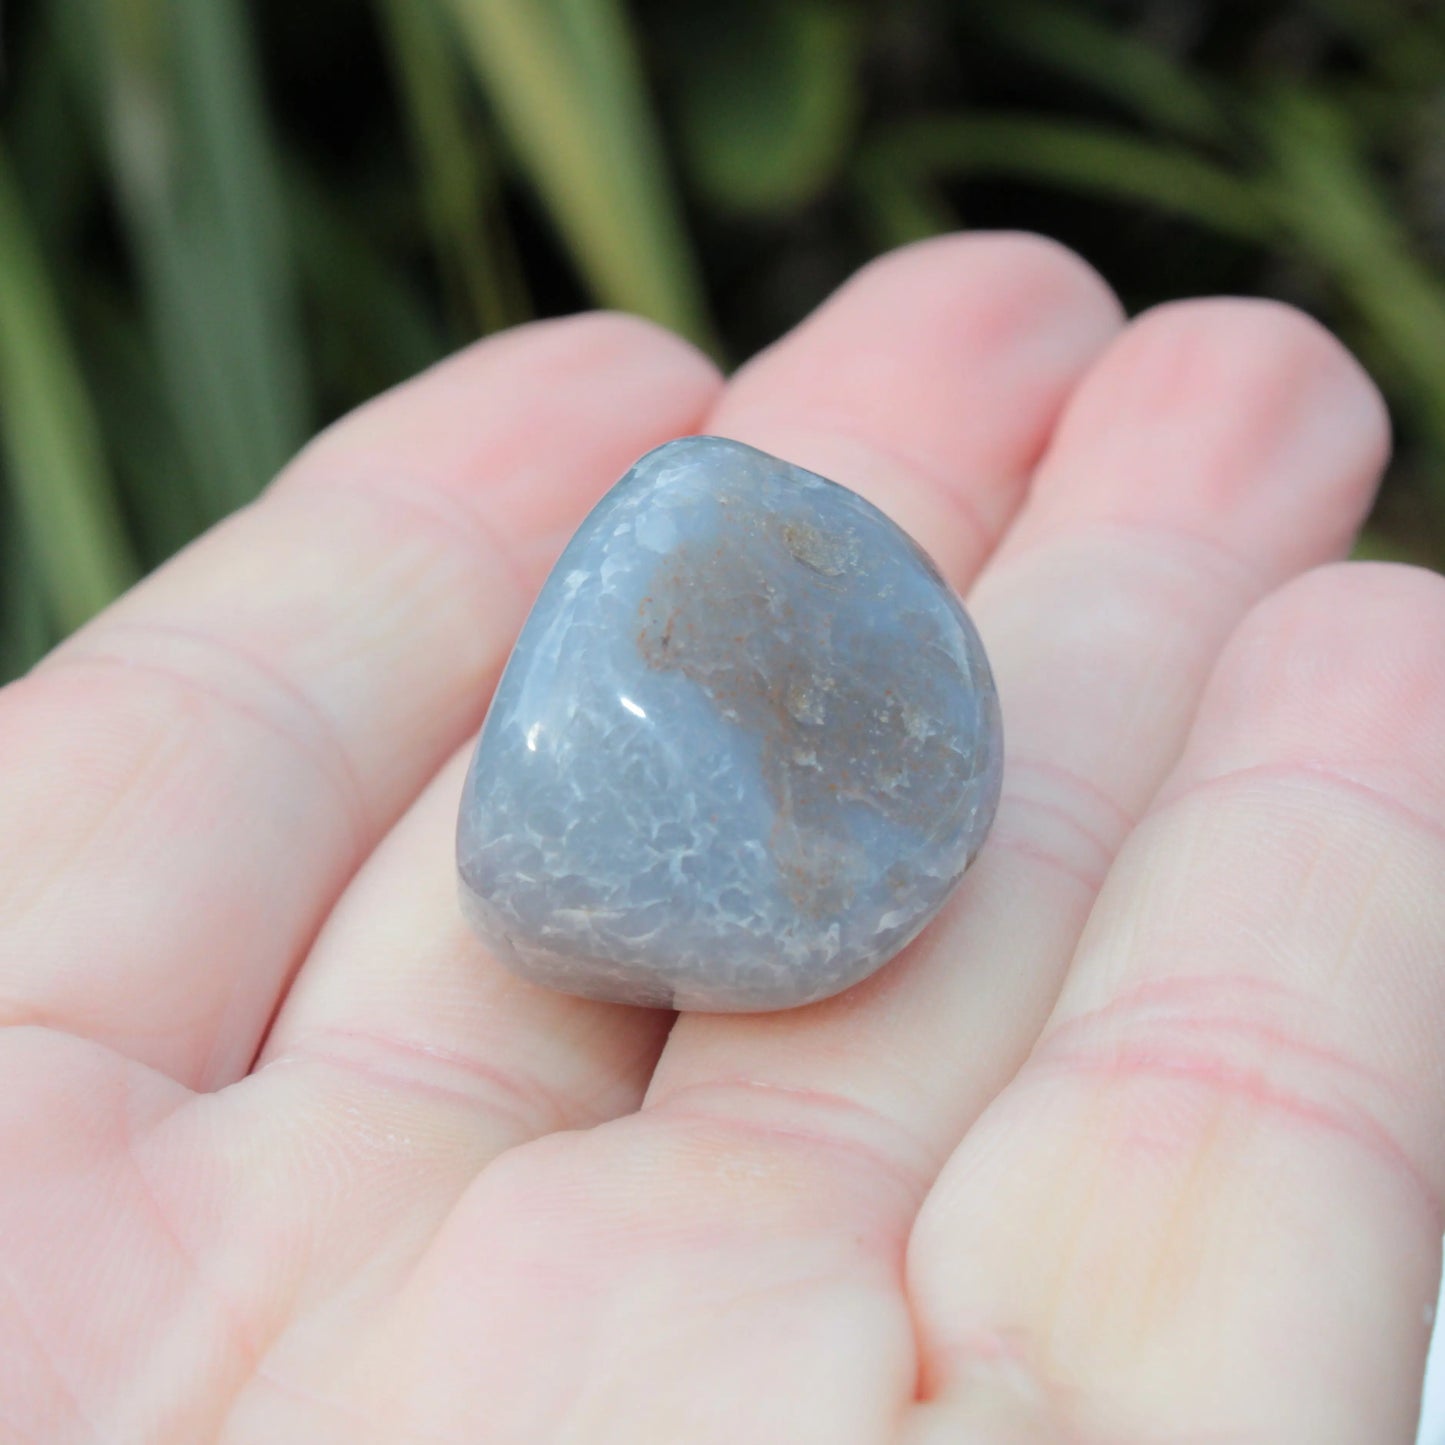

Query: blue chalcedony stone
[456,436,1003,1011]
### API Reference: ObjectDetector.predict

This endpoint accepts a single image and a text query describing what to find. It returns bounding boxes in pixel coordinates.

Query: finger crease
[1157,760,1445,851]
[293,468,533,606]
[1033,977,1442,1229]
[0,1256,101,1442]
[266,1027,575,1139]
[992,756,1136,892]
[648,1076,937,1209]
[47,623,373,858]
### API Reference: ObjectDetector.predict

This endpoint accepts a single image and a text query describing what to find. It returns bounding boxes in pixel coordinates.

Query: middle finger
[651,297,1390,1184]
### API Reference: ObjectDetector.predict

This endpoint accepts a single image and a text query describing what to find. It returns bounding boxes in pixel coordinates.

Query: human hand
[2,234,1440,1444]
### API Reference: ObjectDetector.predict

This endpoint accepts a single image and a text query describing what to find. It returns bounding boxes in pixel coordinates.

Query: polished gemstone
[456,436,1002,1011]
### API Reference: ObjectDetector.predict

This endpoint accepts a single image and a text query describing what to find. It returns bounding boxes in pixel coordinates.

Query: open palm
[3,234,1443,1444]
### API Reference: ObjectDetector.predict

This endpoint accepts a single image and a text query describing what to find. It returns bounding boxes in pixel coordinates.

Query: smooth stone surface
[456,436,1002,1011]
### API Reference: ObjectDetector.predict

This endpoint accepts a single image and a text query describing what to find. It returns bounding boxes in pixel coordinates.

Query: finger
[255,233,1123,1177]
[0,315,720,1087]
[254,746,673,1157]
[650,301,1389,1183]
[712,231,1124,590]
[906,563,1445,1444]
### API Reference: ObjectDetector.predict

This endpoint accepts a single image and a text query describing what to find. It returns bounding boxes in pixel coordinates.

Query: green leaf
[852,149,958,252]
[979,0,1230,145]
[855,114,1273,247]
[0,504,54,683]
[7,4,98,245]
[441,0,715,349]
[71,279,200,565]
[73,0,311,519]
[1350,527,1425,564]
[285,162,447,400]
[1262,90,1445,502]
[378,0,530,339]
[0,142,138,635]
[670,0,863,214]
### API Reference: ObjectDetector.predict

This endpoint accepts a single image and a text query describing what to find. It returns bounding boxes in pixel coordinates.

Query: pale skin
[2,232,1444,1443]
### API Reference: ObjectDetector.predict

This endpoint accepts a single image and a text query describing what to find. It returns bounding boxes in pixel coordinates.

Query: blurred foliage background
[4,0,1445,683]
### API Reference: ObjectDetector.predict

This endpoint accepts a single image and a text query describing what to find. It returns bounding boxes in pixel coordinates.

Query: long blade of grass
[74,0,310,519]
[0,141,138,635]
[852,144,959,251]
[856,115,1273,247]
[441,0,715,349]
[0,494,55,682]
[7,4,98,245]
[285,161,447,399]
[1263,89,1445,504]
[978,0,1230,145]
[72,277,200,563]
[172,0,309,464]
[378,0,530,338]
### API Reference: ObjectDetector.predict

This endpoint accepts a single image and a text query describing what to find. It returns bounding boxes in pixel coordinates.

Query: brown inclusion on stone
[637,491,974,917]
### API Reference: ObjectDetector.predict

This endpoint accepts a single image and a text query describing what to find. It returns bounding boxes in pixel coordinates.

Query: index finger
[0,315,719,1087]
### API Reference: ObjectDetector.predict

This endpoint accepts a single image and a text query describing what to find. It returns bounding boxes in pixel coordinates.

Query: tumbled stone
[456,436,1002,1011]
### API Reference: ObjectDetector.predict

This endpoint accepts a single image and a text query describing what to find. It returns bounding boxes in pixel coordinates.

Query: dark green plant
[4,0,1445,681]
